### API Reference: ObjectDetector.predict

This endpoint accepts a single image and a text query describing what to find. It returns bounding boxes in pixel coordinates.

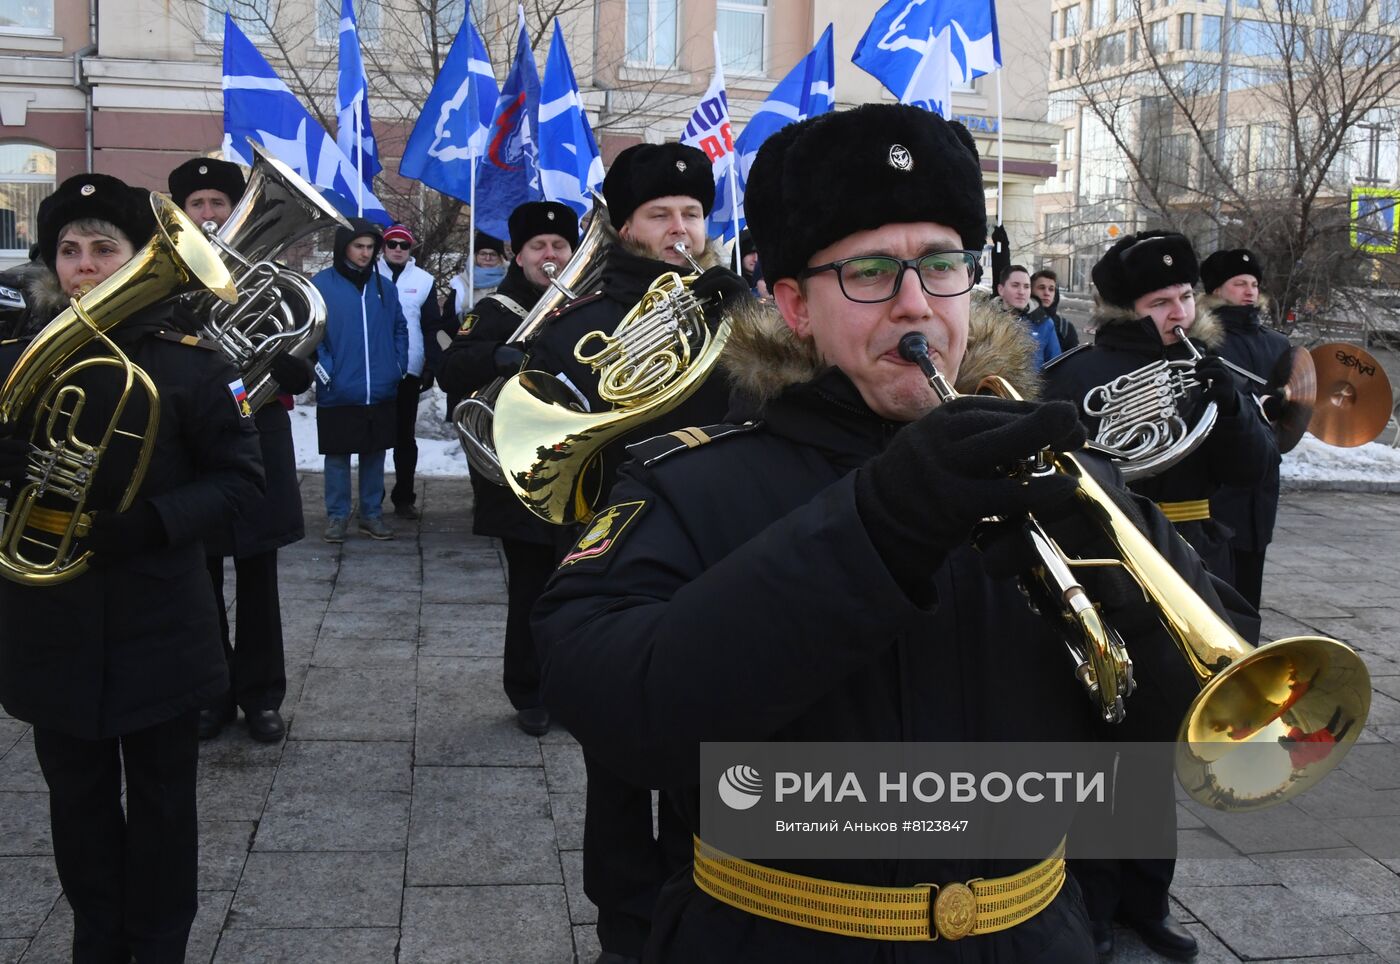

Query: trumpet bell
[1177,636,1372,811]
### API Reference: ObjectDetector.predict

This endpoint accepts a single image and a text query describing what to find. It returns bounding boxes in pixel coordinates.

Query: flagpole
[468,159,477,309]
[995,70,1004,227]
[355,94,364,216]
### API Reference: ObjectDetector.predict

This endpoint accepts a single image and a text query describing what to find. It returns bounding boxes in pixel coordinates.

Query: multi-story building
[2,0,1059,270]
[1038,0,1400,292]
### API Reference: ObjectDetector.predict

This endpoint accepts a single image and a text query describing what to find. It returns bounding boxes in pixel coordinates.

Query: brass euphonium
[899,333,1371,811]
[188,141,347,412]
[453,197,617,484]
[493,242,728,526]
[0,193,237,586]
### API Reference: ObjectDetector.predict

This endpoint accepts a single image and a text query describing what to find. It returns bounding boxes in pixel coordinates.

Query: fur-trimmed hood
[720,295,1044,411]
[18,269,70,336]
[1090,296,1225,351]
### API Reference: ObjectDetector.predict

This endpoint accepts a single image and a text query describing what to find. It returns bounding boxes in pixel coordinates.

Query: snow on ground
[1280,432,1400,483]
[288,394,1400,484]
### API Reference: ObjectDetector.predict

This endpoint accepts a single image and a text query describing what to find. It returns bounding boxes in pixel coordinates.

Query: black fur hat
[1200,247,1263,293]
[745,104,987,284]
[603,143,714,228]
[475,232,505,257]
[36,173,157,271]
[508,201,580,252]
[167,157,247,210]
[1091,230,1199,310]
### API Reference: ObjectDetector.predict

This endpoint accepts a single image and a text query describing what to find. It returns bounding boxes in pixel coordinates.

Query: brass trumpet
[899,332,1372,810]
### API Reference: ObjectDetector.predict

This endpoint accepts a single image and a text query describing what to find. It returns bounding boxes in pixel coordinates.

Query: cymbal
[1308,342,1394,447]
[1270,347,1316,454]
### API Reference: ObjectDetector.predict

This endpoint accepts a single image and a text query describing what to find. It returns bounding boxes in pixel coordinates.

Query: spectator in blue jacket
[312,219,408,542]
[996,263,1061,367]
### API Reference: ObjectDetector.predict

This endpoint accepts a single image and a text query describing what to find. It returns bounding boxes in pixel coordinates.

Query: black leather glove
[85,501,167,561]
[1260,393,1286,421]
[269,354,313,395]
[1194,356,1239,415]
[690,266,750,304]
[418,371,434,394]
[493,343,527,378]
[855,396,1086,600]
[0,433,29,484]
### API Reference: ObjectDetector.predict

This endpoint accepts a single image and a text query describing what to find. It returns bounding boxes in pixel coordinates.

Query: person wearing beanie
[437,200,579,742]
[375,224,442,520]
[1044,230,1272,962]
[995,263,1062,367]
[166,156,309,745]
[1199,248,1290,611]
[0,172,265,963]
[521,143,747,961]
[310,219,409,542]
[534,105,1221,961]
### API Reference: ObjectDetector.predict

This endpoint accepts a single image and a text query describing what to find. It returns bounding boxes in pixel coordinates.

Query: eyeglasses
[800,251,980,303]
[384,240,413,250]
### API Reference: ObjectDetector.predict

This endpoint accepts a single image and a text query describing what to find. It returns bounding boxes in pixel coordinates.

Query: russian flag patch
[228,378,253,418]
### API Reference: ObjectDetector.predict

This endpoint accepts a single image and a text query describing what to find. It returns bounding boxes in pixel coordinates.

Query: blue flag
[474,11,542,241]
[734,25,835,208]
[336,0,380,187]
[399,10,499,203]
[853,0,1001,116]
[538,20,603,219]
[221,14,391,223]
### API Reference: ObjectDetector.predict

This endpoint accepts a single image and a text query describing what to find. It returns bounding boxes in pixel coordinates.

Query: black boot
[1122,914,1198,961]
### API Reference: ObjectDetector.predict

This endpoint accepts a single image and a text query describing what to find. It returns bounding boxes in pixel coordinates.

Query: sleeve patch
[228,378,253,418]
[559,500,646,567]
[458,313,478,335]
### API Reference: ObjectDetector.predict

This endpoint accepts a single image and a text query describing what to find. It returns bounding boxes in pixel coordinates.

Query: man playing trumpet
[532,105,1227,962]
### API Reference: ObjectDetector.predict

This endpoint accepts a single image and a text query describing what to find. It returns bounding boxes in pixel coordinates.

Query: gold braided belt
[1156,499,1211,523]
[692,836,1066,942]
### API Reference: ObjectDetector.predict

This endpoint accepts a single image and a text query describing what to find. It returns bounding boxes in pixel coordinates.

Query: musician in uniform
[1200,248,1290,611]
[168,156,311,743]
[533,105,1222,962]
[1043,231,1272,961]
[437,200,580,736]
[521,144,747,964]
[0,173,265,963]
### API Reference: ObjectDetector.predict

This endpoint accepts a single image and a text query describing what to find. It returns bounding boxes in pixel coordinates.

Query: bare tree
[1042,0,1400,336]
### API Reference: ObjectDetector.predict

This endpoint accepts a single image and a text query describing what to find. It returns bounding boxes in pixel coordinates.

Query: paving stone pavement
[1,478,1398,963]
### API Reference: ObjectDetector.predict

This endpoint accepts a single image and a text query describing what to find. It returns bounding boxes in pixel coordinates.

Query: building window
[0,0,53,33]
[1065,4,1082,36]
[1237,0,1260,7]
[1383,0,1400,22]
[627,0,679,67]
[1202,14,1221,51]
[1149,18,1168,51]
[1089,0,1108,28]
[718,0,767,75]
[316,0,381,46]
[0,143,55,255]
[205,0,276,39]
[425,0,466,45]
[1114,0,1132,21]
[1130,27,1141,59]
[1178,12,1195,49]
[1095,31,1126,66]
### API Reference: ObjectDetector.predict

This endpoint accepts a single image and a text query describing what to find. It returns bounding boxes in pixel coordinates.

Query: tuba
[900,332,1371,811]
[1082,327,1219,480]
[493,242,728,526]
[187,141,347,412]
[0,193,237,586]
[453,197,617,484]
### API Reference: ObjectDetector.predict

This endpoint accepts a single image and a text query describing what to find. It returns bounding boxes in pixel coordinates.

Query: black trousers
[1230,546,1267,612]
[208,551,287,713]
[33,711,201,964]
[501,538,555,711]
[582,750,691,957]
[391,376,420,507]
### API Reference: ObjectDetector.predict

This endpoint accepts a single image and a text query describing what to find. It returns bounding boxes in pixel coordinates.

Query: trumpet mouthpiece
[898,332,931,364]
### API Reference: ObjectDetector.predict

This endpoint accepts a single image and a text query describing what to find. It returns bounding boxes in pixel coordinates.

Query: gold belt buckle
[922,881,977,941]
